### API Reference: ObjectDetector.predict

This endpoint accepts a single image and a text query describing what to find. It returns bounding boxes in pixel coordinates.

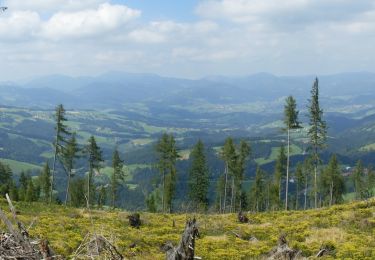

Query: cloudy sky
[0,0,374,80]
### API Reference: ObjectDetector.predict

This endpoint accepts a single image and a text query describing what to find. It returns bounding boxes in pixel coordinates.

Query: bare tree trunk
[295,182,299,210]
[329,181,333,206]
[65,170,71,205]
[285,128,290,210]
[50,137,58,203]
[314,163,318,209]
[304,176,308,210]
[162,170,165,213]
[230,177,235,213]
[219,192,222,213]
[87,167,92,209]
[223,162,228,214]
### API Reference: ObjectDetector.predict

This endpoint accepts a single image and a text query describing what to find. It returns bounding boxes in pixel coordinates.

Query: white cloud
[1,0,375,80]
[40,3,141,40]
[196,0,375,30]
[3,0,106,13]
[0,11,41,40]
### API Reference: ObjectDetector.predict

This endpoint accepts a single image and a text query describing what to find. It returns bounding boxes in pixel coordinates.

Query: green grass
[0,199,374,259]
[359,143,375,152]
[255,144,303,165]
[0,158,41,174]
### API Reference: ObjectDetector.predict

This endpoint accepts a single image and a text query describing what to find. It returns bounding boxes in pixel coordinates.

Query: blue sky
[115,0,200,21]
[0,0,375,80]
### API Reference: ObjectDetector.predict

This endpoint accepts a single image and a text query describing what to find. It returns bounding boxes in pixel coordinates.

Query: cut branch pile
[72,233,123,259]
[0,194,57,260]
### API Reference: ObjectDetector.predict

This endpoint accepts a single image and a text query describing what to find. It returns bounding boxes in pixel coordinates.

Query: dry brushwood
[0,194,57,260]
[267,234,303,260]
[72,233,123,259]
[163,218,201,260]
[238,211,249,223]
[127,213,141,228]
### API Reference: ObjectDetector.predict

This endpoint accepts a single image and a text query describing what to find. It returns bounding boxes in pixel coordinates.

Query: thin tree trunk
[162,170,165,213]
[296,182,299,210]
[314,163,318,209]
[223,162,228,214]
[278,178,281,208]
[230,177,235,213]
[286,128,290,210]
[50,138,59,203]
[87,166,92,209]
[329,181,333,206]
[64,170,71,205]
[219,192,222,213]
[304,176,308,210]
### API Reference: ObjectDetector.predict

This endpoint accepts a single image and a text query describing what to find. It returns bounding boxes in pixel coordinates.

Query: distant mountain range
[0,71,374,113]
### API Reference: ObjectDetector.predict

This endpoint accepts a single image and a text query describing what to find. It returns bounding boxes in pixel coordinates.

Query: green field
[0,158,42,174]
[255,144,303,165]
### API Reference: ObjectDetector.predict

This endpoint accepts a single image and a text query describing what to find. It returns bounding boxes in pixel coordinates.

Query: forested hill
[0,72,375,211]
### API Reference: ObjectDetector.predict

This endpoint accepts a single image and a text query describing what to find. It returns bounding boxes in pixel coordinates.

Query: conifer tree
[86,136,103,208]
[236,140,251,211]
[321,154,344,206]
[220,137,237,213]
[25,179,36,202]
[61,133,80,205]
[303,158,313,210]
[249,167,265,212]
[283,96,300,210]
[274,146,287,208]
[188,140,209,211]
[366,167,375,198]
[19,171,29,201]
[9,180,19,201]
[50,104,70,203]
[70,178,86,207]
[307,78,327,208]
[352,160,365,200]
[39,162,51,202]
[0,162,12,196]
[111,148,125,208]
[295,162,304,210]
[155,133,179,213]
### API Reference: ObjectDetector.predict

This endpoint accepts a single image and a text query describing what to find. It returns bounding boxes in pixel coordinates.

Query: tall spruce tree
[50,104,70,203]
[294,162,304,210]
[249,167,265,212]
[61,133,80,205]
[86,136,103,208]
[220,137,237,213]
[303,158,313,210]
[352,160,365,200]
[39,162,51,202]
[366,167,375,198]
[321,154,345,206]
[283,96,300,210]
[307,78,327,208]
[155,133,179,213]
[188,140,209,211]
[274,146,287,208]
[236,140,251,211]
[111,148,125,208]
[0,162,12,196]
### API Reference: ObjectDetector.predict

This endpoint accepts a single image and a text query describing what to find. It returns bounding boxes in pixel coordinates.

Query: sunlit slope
[0,199,374,259]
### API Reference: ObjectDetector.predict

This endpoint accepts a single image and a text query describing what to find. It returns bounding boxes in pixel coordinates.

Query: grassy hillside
[0,199,374,259]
